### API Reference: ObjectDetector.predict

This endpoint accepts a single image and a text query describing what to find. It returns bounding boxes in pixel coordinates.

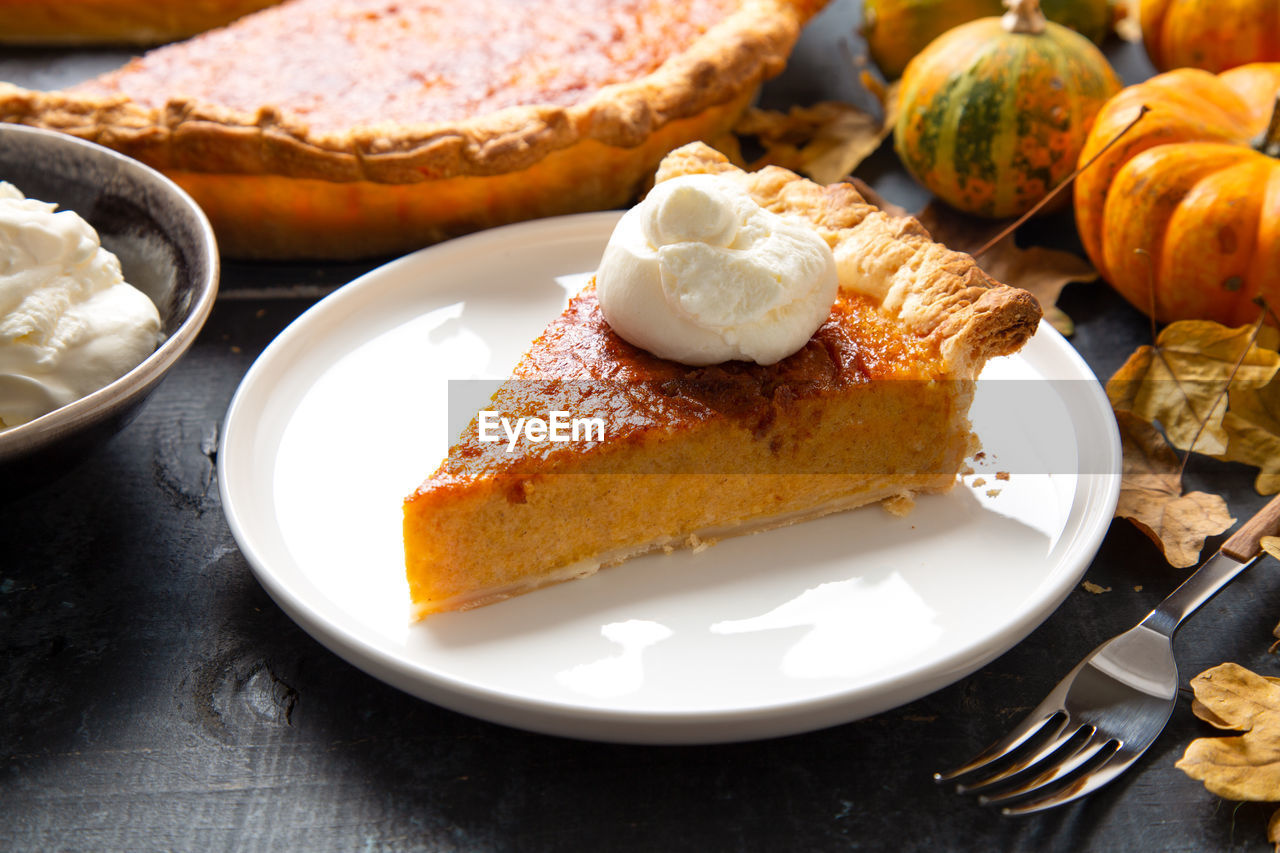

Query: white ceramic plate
[219,212,1121,744]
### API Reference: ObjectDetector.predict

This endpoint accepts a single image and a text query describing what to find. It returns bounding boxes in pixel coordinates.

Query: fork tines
[935,710,1129,815]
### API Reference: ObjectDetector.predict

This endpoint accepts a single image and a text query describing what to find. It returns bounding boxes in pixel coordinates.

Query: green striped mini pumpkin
[892,0,1120,218]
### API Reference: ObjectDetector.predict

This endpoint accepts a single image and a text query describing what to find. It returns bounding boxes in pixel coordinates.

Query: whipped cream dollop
[596,173,837,365]
[0,181,163,430]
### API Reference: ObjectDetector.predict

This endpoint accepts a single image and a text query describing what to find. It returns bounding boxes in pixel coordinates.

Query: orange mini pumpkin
[1139,0,1280,73]
[1074,63,1280,326]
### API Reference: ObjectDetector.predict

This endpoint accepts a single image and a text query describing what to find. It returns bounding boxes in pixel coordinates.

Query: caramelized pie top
[426,284,950,491]
[70,0,739,132]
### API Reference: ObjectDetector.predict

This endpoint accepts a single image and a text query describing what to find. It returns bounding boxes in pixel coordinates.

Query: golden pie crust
[0,0,826,258]
[402,142,1042,617]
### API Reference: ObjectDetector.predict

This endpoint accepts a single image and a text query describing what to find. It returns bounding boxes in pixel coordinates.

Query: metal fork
[936,493,1280,815]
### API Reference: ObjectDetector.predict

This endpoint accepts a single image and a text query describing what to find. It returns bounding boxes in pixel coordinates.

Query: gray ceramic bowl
[0,123,219,489]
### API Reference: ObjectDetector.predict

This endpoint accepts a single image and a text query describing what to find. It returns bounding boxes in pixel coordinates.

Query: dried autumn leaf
[1176,663,1280,803]
[1222,376,1280,496]
[1192,698,1237,730]
[1193,675,1280,729]
[1114,411,1234,568]
[916,202,1095,336]
[1117,486,1233,568]
[1107,321,1280,457]
[734,80,900,186]
[1115,411,1182,492]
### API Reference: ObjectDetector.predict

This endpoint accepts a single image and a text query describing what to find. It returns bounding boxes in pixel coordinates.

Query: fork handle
[1221,492,1280,562]
[1141,493,1280,636]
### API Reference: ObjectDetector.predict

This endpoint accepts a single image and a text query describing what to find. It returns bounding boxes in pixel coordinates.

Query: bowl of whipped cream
[0,123,219,487]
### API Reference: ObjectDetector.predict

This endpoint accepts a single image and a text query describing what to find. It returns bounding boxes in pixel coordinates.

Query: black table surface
[3,3,1278,851]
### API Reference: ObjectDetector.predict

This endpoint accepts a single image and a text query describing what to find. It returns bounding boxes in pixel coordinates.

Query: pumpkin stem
[1002,0,1047,35]
[1259,94,1280,158]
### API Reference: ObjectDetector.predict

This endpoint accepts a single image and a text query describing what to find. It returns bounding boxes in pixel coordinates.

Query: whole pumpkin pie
[0,0,824,259]
[402,143,1042,618]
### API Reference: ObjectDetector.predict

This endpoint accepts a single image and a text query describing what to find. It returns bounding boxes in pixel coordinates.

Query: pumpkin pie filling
[425,287,947,492]
[0,0,283,46]
[69,0,738,130]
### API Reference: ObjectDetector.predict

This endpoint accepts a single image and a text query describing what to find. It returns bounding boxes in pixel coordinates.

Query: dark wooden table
[4,3,1278,850]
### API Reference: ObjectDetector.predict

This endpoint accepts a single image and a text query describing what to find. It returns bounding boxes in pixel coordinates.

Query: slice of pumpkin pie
[402,142,1041,617]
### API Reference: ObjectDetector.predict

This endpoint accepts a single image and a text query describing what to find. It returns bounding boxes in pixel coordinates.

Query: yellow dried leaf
[1194,676,1280,729]
[1176,663,1280,802]
[1115,410,1181,493]
[1269,806,1280,851]
[1222,378,1280,495]
[1108,345,1228,456]
[916,202,1095,336]
[1118,488,1235,568]
[1107,321,1280,457]
[1164,321,1280,387]
[1114,411,1235,567]
[1192,698,1237,730]
[734,81,900,186]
